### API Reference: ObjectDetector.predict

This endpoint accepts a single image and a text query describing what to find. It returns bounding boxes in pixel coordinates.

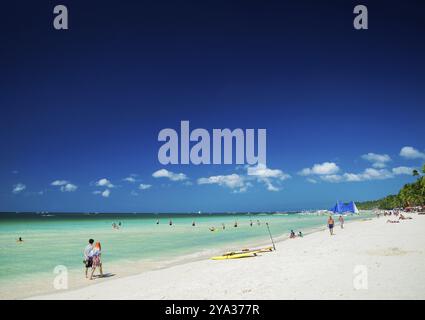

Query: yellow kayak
[223,246,273,256]
[211,251,259,260]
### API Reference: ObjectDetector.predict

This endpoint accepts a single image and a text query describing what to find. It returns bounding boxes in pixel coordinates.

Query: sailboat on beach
[330,200,359,215]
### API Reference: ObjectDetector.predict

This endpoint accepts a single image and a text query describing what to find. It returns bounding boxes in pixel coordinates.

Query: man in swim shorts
[328,216,335,235]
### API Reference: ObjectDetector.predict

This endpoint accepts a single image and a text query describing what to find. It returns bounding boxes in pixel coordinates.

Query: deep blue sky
[1,0,424,212]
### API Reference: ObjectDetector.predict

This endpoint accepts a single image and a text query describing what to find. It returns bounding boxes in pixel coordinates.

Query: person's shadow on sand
[92,273,115,279]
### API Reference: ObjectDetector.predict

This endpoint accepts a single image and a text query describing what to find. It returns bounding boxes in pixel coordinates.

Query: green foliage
[357,163,425,209]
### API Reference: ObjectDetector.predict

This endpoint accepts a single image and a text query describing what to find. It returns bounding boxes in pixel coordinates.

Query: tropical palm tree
[360,163,425,209]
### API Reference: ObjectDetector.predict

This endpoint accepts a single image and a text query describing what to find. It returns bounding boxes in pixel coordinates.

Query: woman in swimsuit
[90,242,103,280]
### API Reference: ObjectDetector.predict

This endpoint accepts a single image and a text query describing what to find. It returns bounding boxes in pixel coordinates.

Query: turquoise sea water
[0,212,371,298]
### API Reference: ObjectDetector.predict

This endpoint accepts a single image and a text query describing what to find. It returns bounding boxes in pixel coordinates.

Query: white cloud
[300,150,420,184]
[342,168,393,182]
[139,184,152,190]
[60,183,78,192]
[247,164,291,180]
[318,166,415,183]
[400,146,425,159]
[152,169,187,181]
[12,183,26,194]
[102,189,110,198]
[198,174,248,193]
[123,176,136,183]
[371,162,386,169]
[236,181,253,193]
[197,164,290,193]
[93,189,111,197]
[247,164,290,192]
[342,173,363,182]
[299,162,340,176]
[263,180,280,192]
[95,178,115,188]
[363,168,394,180]
[320,174,343,183]
[198,174,244,188]
[392,166,415,175]
[51,180,77,192]
[361,153,391,168]
[51,180,68,186]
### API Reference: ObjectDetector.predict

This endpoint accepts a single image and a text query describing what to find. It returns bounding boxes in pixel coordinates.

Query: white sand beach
[31,214,425,300]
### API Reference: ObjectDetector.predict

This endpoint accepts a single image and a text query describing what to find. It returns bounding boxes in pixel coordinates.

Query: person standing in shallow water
[328,216,335,235]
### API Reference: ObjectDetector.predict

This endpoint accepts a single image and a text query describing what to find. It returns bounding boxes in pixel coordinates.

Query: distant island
[357,164,425,210]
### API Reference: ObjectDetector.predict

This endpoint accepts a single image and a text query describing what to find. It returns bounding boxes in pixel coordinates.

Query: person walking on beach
[328,216,335,235]
[83,239,94,278]
[90,242,103,280]
[339,215,344,229]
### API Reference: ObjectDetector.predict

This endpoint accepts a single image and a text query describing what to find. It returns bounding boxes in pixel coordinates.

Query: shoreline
[4,212,338,299]
[14,218,327,300]
[26,216,385,300]
[30,214,425,300]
